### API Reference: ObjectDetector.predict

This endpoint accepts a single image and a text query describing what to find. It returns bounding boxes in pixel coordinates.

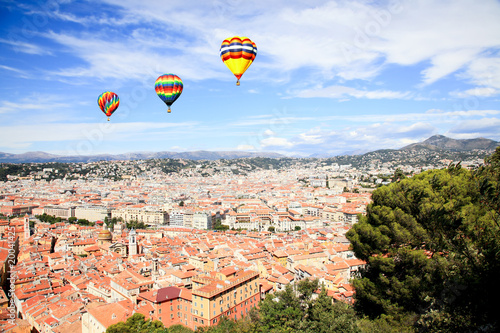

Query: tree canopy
[346,147,500,332]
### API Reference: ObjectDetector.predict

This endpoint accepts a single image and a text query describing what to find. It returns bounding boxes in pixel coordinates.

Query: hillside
[402,134,499,151]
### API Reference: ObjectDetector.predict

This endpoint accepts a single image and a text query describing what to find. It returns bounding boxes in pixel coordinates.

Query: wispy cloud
[0,38,52,55]
[291,85,411,100]
[0,94,70,114]
[0,65,30,78]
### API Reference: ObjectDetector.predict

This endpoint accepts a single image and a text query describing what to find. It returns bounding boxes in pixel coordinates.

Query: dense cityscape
[0,142,494,332]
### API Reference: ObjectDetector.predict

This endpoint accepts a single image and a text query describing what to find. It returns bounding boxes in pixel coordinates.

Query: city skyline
[1,0,500,157]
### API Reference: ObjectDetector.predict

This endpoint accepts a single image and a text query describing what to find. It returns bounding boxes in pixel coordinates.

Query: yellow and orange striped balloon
[220,36,257,85]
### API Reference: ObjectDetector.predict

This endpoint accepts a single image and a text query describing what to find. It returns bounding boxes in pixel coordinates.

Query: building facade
[191,269,260,330]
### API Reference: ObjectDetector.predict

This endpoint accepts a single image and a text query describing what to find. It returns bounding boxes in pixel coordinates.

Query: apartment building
[43,205,75,219]
[190,268,260,330]
[169,211,184,227]
[192,211,211,230]
[74,206,111,222]
[111,208,168,226]
[138,286,193,328]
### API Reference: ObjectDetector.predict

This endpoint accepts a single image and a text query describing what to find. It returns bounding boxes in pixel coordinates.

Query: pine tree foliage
[346,147,500,332]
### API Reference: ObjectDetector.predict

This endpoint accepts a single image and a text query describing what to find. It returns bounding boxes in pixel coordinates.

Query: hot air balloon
[155,74,183,113]
[220,36,257,86]
[97,91,119,121]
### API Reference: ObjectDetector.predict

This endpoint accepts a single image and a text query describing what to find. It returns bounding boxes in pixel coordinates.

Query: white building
[74,206,110,222]
[192,211,212,229]
[169,211,184,227]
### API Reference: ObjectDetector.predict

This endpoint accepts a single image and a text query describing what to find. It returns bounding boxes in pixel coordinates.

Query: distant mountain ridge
[0,135,498,163]
[401,135,499,152]
[0,150,285,163]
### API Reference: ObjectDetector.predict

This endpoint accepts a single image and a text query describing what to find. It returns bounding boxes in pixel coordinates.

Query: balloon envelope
[220,36,257,85]
[97,91,119,121]
[155,74,183,113]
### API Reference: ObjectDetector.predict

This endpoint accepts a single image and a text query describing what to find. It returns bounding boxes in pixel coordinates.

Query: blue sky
[1,0,500,157]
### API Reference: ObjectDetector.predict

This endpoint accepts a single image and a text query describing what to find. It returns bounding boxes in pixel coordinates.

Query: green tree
[106,322,131,333]
[346,149,500,332]
[106,313,165,333]
[391,168,406,182]
[257,284,304,332]
[213,218,229,231]
[77,218,93,226]
[307,288,362,333]
[166,324,194,333]
[126,220,147,229]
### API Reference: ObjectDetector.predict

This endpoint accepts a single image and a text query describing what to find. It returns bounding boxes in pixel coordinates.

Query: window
[159,309,162,314]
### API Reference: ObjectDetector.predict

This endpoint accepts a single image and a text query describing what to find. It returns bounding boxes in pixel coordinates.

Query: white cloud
[420,49,479,85]
[260,137,294,148]
[447,118,500,140]
[42,30,221,82]
[461,56,500,90]
[450,87,500,98]
[0,94,70,114]
[263,129,275,137]
[293,85,411,100]
[236,144,256,151]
